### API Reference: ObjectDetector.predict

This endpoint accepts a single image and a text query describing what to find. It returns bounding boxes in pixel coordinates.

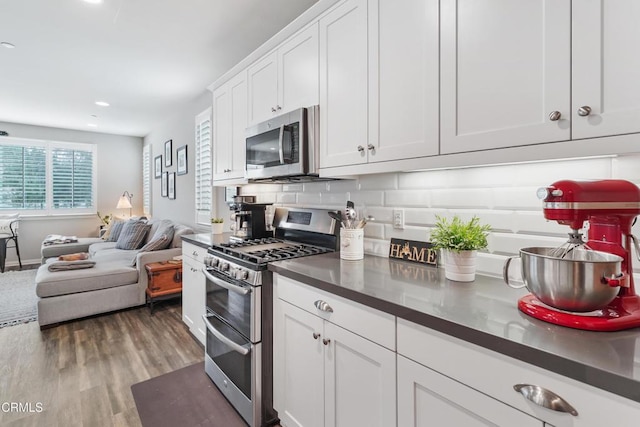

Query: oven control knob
[235,270,249,280]
[220,262,230,272]
[208,258,219,268]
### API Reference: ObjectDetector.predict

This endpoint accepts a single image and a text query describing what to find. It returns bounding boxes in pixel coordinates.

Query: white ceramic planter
[211,223,224,235]
[442,249,478,282]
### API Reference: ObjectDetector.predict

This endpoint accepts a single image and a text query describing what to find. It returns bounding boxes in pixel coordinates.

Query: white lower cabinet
[398,355,542,427]
[181,242,206,345]
[274,276,396,427]
[397,318,640,427]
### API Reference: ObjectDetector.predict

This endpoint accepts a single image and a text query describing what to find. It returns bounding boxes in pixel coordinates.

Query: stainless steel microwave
[245,105,319,182]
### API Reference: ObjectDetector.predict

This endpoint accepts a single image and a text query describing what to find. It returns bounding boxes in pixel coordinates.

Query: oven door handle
[203,268,251,295]
[202,315,251,356]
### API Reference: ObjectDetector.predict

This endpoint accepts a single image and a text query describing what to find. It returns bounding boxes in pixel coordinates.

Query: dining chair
[0,215,22,273]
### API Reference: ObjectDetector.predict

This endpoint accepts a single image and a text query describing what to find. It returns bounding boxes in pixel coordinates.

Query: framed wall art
[164,139,172,167]
[161,172,168,197]
[154,155,162,178]
[168,172,176,200]
[176,145,188,175]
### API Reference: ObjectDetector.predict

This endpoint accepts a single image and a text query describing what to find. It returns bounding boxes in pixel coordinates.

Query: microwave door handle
[278,124,285,164]
[202,268,251,295]
[202,315,251,355]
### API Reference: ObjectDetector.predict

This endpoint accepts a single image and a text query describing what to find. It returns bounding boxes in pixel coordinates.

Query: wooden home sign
[388,238,438,267]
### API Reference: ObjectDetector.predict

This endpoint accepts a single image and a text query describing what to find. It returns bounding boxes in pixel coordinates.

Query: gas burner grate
[209,240,332,266]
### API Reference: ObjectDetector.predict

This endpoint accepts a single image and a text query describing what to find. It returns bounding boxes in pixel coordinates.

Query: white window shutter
[195,108,212,225]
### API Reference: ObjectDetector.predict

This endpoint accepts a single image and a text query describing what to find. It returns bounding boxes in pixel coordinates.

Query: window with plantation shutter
[0,137,96,215]
[142,144,151,215]
[195,108,212,225]
[0,142,46,209]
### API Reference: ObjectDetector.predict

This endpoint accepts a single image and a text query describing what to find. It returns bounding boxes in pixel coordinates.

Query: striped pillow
[115,221,152,250]
[139,226,174,252]
[105,219,125,242]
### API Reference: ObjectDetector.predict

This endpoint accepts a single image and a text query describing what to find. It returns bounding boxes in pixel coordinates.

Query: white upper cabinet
[213,71,247,182]
[319,0,369,169]
[368,0,439,163]
[441,0,571,154]
[248,24,319,125]
[572,1,640,139]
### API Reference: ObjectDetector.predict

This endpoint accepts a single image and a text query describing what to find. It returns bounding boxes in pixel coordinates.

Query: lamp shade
[117,195,132,209]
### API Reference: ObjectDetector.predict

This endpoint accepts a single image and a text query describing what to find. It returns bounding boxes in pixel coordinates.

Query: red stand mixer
[518,179,640,331]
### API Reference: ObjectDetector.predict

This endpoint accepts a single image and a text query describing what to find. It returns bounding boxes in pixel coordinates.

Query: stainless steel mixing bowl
[504,247,624,312]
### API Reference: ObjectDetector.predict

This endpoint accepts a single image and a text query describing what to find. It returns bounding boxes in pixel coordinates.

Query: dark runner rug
[131,362,248,427]
[0,269,38,328]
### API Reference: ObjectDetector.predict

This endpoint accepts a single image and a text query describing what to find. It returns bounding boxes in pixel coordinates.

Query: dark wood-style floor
[0,300,204,427]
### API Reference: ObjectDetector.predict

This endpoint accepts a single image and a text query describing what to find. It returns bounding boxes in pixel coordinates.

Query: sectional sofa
[35,218,193,327]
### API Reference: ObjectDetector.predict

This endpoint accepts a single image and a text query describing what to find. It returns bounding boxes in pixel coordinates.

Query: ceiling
[0,0,318,137]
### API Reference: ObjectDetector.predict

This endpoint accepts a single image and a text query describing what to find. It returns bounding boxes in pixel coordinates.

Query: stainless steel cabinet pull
[192,250,198,256]
[367,144,375,151]
[357,145,365,152]
[514,384,578,416]
[314,300,334,313]
[322,338,331,346]
[313,332,320,340]
[276,105,282,111]
[549,111,561,121]
[271,107,276,112]
[577,106,592,117]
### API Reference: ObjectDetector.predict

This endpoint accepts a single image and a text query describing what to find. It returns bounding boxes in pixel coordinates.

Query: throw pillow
[139,224,174,252]
[105,219,125,242]
[115,221,152,250]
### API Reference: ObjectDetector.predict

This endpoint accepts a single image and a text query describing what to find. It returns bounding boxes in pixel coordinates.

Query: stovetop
[209,237,332,266]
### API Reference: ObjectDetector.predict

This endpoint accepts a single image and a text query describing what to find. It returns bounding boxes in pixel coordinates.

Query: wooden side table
[145,261,182,314]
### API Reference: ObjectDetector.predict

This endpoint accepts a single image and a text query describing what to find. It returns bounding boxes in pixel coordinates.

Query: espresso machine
[228,196,273,242]
[520,179,640,331]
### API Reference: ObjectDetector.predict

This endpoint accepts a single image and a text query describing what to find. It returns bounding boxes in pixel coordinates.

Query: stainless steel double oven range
[202,207,339,426]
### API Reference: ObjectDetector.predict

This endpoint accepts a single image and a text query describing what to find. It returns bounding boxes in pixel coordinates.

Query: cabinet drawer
[275,275,395,350]
[182,241,207,264]
[397,318,640,426]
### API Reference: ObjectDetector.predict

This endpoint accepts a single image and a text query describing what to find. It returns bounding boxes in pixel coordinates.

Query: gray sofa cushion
[171,224,194,248]
[116,221,151,250]
[36,261,138,297]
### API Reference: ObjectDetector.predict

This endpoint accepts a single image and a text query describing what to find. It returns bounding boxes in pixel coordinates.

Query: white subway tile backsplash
[296,192,322,206]
[489,232,566,256]
[245,154,640,277]
[514,211,568,236]
[276,193,297,204]
[431,188,492,209]
[384,224,430,241]
[326,179,358,192]
[358,173,398,190]
[492,187,542,210]
[282,184,303,192]
[386,190,431,207]
[613,155,640,181]
[363,223,385,239]
[350,191,384,207]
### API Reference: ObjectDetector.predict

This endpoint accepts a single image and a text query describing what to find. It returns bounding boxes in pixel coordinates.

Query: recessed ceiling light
[95,101,109,107]
[1,42,15,49]
[90,114,98,118]
[87,123,98,127]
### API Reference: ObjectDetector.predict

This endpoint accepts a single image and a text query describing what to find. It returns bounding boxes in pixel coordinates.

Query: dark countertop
[268,252,640,404]
[182,232,232,248]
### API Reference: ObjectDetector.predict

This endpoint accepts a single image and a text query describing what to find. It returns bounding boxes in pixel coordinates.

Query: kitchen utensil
[547,230,586,259]
[504,247,623,312]
[328,211,346,228]
[510,179,640,331]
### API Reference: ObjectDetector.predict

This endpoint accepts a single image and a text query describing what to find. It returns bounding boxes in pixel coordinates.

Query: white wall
[0,121,142,265]
[143,91,212,231]
[242,154,640,279]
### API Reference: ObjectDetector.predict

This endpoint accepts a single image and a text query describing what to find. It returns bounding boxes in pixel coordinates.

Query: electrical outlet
[393,209,404,229]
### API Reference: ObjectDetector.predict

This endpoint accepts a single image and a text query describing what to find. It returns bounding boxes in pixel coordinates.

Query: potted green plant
[429,215,491,282]
[211,217,225,235]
